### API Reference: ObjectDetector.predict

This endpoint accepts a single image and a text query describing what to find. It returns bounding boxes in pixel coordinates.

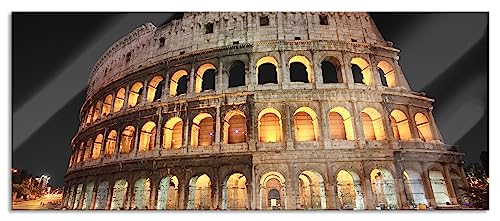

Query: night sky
[12,13,488,187]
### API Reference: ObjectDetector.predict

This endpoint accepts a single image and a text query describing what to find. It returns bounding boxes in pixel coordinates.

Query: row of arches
[71,106,436,166]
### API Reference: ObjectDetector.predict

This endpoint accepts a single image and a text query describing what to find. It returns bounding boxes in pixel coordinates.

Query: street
[12,194,62,210]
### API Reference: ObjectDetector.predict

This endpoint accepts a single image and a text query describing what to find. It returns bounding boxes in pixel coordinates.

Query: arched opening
[170,70,188,96]
[105,130,117,157]
[92,134,103,160]
[94,181,109,209]
[390,109,412,140]
[191,113,214,147]
[259,171,286,210]
[415,113,433,142]
[329,107,355,140]
[429,169,451,206]
[110,179,128,210]
[132,178,151,209]
[370,168,398,209]
[157,176,179,210]
[67,185,75,208]
[128,82,144,107]
[85,106,93,125]
[294,107,320,141]
[321,57,342,83]
[222,173,248,209]
[195,63,216,93]
[256,56,279,85]
[113,88,125,112]
[289,55,312,83]
[92,101,102,122]
[77,142,84,163]
[336,170,364,210]
[223,110,247,144]
[84,138,92,161]
[119,126,135,154]
[298,170,326,209]
[187,174,212,210]
[102,94,113,117]
[163,117,183,149]
[228,61,245,88]
[361,108,386,140]
[351,57,371,85]
[146,75,164,102]
[403,170,428,208]
[377,61,397,88]
[139,121,156,151]
[450,169,466,205]
[81,181,94,209]
[258,108,283,142]
[72,183,83,209]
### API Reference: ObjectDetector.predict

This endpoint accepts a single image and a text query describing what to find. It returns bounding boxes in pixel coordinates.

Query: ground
[12,194,62,210]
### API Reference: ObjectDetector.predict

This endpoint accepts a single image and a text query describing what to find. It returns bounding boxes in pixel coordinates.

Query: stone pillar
[90,179,99,210]
[141,79,148,105]
[123,84,130,110]
[213,167,220,209]
[132,123,140,157]
[99,127,109,161]
[285,105,294,150]
[155,111,163,151]
[369,54,383,88]
[380,104,396,143]
[443,166,458,205]
[110,94,116,114]
[428,108,444,142]
[279,50,287,89]
[124,177,134,209]
[188,66,195,95]
[319,102,330,149]
[149,179,157,210]
[351,102,365,148]
[162,70,170,102]
[114,127,122,159]
[105,179,114,210]
[286,163,298,209]
[183,111,191,154]
[215,105,221,152]
[406,105,420,140]
[177,173,187,209]
[216,59,223,93]
[421,169,435,207]
[343,53,355,89]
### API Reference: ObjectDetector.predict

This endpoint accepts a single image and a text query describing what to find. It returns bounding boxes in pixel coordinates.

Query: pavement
[12,194,62,210]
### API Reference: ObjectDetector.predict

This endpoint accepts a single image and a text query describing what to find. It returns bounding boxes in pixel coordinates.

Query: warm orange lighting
[170,70,188,96]
[293,107,319,141]
[92,134,103,159]
[256,56,280,84]
[288,55,313,83]
[258,108,282,143]
[351,57,371,85]
[361,107,386,140]
[146,75,164,102]
[377,61,397,88]
[415,113,433,142]
[163,117,183,149]
[195,63,216,93]
[113,88,125,112]
[128,82,144,107]
[390,109,411,140]
[139,121,156,151]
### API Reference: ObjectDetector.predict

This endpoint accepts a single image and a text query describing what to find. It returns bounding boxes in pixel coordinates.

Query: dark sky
[12,13,488,187]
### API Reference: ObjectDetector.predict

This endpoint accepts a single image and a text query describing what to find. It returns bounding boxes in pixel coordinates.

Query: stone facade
[64,12,467,210]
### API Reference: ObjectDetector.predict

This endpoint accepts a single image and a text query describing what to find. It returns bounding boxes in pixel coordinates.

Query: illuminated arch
[105,130,117,156]
[191,113,214,147]
[377,61,397,88]
[361,107,386,140]
[157,175,179,209]
[119,125,135,154]
[402,169,428,207]
[85,106,93,124]
[258,108,283,142]
[76,142,84,163]
[370,168,398,209]
[92,100,102,122]
[390,109,412,140]
[163,117,183,149]
[139,121,157,151]
[298,170,326,209]
[72,183,83,209]
[102,94,113,117]
[329,107,355,140]
[222,173,248,209]
[94,180,109,209]
[429,169,451,206]
[336,169,364,209]
[259,171,287,210]
[351,57,372,85]
[256,56,279,85]
[223,110,247,144]
[128,82,144,107]
[187,174,212,210]
[415,113,433,142]
[293,107,320,141]
[195,63,216,93]
[169,70,188,96]
[110,179,128,210]
[146,75,164,102]
[321,56,343,83]
[113,88,125,112]
[92,134,103,160]
[289,55,313,83]
[132,177,151,209]
[81,181,94,209]
[84,138,92,161]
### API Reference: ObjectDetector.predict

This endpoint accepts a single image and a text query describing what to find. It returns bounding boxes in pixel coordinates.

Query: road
[12,194,62,210]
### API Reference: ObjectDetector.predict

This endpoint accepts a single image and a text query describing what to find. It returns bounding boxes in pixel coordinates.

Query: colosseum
[63,12,468,210]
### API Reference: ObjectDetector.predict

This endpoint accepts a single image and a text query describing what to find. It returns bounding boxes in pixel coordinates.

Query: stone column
[421,169,436,207]
[124,177,134,209]
[215,105,221,152]
[351,101,365,148]
[123,84,130,110]
[443,166,458,205]
[286,163,298,209]
[343,53,355,89]
[319,102,330,149]
[279,50,287,89]
[183,111,191,154]
[114,127,122,159]
[105,179,114,210]
[188,65,195,95]
[99,127,109,161]
[162,70,170,102]
[285,105,294,150]
[110,94,116,114]
[90,179,99,210]
[141,79,148,105]
[213,167,220,209]
[149,179,157,210]
[380,104,396,143]
[369,54,383,88]
[428,108,444,142]
[132,123,140,157]
[406,105,420,141]
[155,111,163,151]
[216,59,223,93]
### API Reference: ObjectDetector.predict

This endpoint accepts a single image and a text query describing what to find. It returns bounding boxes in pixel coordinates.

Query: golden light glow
[377,61,397,88]
[170,70,188,96]
[256,56,280,84]
[258,108,282,143]
[415,113,433,142]
[191,113,214,147]
[139,121,156,151]
[84,138,92,161]
[289,55,313,83]
[351,57,372,85]
[102,94,113,117]
[223,110,246,144]
[163,117,183,149]
[390,109,412,140]
[92,134,103,160]
[330,107,355,140]
[113,88,125,112]
[195,63,216,93]
[361,107,386,140]
[105,130,117,156]
[120,125,135,154]
[191,174,212,209]
[225,173,248,209]
[86,106,94,124]
[128,82,144,107]
[92,101,102,122]
[146,75,164,102]
[298,170,325,209]
[293,107,319,141]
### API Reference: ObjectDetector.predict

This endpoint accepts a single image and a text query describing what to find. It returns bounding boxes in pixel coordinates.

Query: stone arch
[351,57,372,85]
[128,81,144,107]
[102,94,113,117]
[258,107,283,142]
[92,100,102,122]
[163,117,183,149]
[72,183,84,209]
[370,168,399,209]
[321,56,343,83]
[298,170,327,209]
[195,63,216,93]
[139,121,157,151]
[377,60,397,88]
[84,138,92,161]
[170,69,188,96]
[77,142,84,163]
[85,106,93,124]
[228,60,245,88]
[329,107,355,140]
[146,75,164,102]
[132,177,151,209]
[156,175,179,210]
[288,55,313,83]
[222,173,248,210]
[293,107,320,141]
[187,174,212,210]
[105,130,117,157]
[94,180,109,209]
[390,109,412,140]
[259,171,287,210]
[415,112,433,142]
[336,169,365,209]
[361,107,386,140]
[113,88,125,112]
[191,113,214,147]
[256,56,279,85]
[110,179,128,210]
[223,110,247,144]
[429,169,451,206]
[119,125,135,154]
[92,134,103,159]
[402,169,428,207]
[81,181,94,209]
